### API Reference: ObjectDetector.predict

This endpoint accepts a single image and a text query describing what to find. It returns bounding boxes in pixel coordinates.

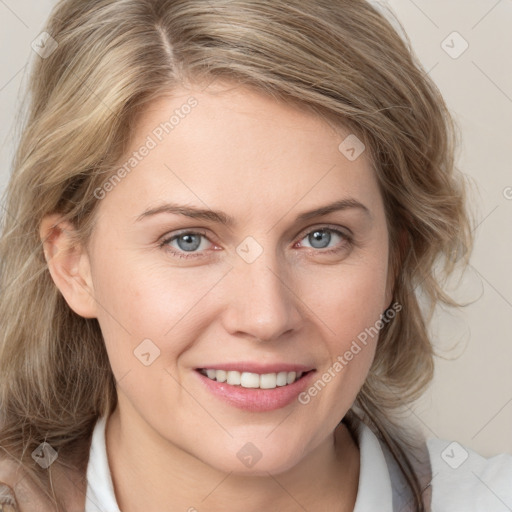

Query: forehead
[96,82,384,226]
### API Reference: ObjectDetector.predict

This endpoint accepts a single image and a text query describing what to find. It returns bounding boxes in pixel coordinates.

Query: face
[81,82,393,475]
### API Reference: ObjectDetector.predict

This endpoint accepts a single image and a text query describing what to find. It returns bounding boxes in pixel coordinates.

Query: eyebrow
[135,198,371,226]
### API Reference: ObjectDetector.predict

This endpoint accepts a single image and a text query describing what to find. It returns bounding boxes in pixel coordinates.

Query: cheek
[302,239,390,385]
[295,256,389,419]
[90,250,229,371]
[304,248,389,346]
[90,222,389,395]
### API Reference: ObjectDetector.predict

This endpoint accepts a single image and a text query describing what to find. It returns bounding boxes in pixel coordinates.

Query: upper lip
[196,362,315,374]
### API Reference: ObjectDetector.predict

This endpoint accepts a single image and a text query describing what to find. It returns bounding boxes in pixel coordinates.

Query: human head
[0,0,473,509]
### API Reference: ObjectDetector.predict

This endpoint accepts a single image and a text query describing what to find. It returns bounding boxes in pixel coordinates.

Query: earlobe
[39,214,97,319]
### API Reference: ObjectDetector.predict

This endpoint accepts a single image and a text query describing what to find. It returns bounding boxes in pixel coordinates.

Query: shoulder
[426,437,512,510]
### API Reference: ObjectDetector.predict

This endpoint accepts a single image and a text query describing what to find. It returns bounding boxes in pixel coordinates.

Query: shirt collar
[85,414,394,512]
[85,415,121,512]
[351,419,394,512]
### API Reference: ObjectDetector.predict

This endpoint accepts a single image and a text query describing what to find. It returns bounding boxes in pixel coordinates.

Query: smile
[197,368,307,389]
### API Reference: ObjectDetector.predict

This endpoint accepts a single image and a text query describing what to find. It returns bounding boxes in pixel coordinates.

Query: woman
[0,0,510,511]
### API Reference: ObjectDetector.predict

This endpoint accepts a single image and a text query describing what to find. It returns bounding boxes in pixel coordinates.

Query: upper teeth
[201,369,304,389]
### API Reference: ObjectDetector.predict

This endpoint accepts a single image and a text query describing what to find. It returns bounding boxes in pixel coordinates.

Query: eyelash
[158,225,353,260]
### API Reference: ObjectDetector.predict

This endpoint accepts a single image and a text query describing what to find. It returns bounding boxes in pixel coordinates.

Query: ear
[39,214,97,319]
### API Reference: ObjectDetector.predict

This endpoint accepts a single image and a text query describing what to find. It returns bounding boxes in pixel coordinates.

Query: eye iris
[309,230,331,249]
[171,229,338,254]
[177,233,201,252]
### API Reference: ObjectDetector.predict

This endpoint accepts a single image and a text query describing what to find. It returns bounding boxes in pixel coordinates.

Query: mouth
[194,366,317,412]
[196,368,314,390]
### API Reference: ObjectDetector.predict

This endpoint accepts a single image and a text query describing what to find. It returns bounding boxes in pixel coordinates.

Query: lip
[195,362,315,374]
[194,368,317,412]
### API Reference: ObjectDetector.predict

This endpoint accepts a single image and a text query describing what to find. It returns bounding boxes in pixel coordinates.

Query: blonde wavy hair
[0,0,474,510]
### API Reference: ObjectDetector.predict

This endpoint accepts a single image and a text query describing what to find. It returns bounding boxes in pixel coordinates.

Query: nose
[220,244,303,343]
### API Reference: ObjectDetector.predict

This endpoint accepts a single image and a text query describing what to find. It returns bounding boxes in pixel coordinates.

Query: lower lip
[194,370,316,412]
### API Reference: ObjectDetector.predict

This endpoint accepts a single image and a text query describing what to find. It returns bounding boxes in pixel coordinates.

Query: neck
[106,407,360,512]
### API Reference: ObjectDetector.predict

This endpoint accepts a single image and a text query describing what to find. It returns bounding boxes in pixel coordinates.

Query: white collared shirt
[85,415,512,511]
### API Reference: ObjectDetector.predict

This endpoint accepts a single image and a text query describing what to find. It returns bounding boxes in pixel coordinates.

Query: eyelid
[159,228,215,248]
[159,223,354,263]
[296,223,353,240]
[160,223,351,248]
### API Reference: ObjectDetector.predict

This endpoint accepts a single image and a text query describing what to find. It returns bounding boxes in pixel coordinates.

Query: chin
[195,439,304,476]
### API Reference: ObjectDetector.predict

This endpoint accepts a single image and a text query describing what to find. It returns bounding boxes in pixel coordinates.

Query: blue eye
[159,230,212,259]
[300,228,345,250]
[159,226,352,260]
[172,233,203,252]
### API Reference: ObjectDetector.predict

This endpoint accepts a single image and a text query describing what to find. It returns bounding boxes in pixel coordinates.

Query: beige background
[0,1,510,456]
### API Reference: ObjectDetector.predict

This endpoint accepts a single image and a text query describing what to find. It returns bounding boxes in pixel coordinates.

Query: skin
[40,81,394,511]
